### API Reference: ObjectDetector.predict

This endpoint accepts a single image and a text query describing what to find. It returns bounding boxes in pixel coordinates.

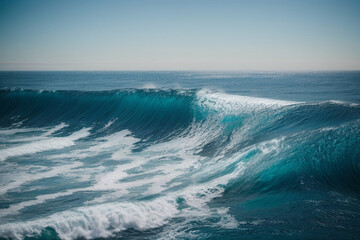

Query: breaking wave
[0,88,359,239]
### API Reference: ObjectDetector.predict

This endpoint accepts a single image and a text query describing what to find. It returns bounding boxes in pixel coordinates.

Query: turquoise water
[0,71,359,239]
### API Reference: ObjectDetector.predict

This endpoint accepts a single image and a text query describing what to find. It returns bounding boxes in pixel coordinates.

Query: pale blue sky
[0,0,359,71]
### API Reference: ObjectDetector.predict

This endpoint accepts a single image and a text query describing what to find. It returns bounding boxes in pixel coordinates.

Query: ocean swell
[0,89,359,239]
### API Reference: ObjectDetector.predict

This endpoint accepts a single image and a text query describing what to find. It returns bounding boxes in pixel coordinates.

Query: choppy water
[0,71,359,239]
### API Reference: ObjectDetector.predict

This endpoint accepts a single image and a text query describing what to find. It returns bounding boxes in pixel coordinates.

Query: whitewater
[0,71,360,239]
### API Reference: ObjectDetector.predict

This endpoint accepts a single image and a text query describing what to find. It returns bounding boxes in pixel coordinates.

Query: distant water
[0,71,359,239]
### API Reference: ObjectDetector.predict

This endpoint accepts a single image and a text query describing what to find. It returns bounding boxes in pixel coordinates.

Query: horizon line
[1,69,360,72]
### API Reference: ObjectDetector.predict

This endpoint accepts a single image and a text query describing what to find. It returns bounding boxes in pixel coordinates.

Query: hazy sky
[0,0,360,71]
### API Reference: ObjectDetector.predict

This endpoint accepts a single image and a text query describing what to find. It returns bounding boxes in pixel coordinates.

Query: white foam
[50,130,139,160]
[10,119,26,128]
[0,198,178,240]
[0,189,81,217]
[0,120,289,239]
[104,119,117,129]
[0,128,91,161]
[216,207,239,229]
[197,89,299,114]
[43,123,68,136]
[4,123,68,143]
[0,127,39,136]
[0,162,83,195]
[0,147,246,239]
[328,100,359,106]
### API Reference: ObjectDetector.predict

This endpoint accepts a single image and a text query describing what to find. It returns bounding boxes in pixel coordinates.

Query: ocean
[0,71,359,239]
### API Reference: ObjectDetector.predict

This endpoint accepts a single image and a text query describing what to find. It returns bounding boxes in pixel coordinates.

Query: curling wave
[0,88,360,239]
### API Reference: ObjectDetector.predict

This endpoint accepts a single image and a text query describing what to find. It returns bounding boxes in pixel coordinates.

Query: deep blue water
[0,71,359,239]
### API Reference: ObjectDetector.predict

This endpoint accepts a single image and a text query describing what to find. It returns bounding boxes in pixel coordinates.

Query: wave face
[0,88,360,239]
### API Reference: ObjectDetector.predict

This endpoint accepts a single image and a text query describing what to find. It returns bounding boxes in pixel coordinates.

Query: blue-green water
[0,71,359,239]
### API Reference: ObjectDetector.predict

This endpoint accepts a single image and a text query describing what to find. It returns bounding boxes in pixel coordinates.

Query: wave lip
[196,89,300,114]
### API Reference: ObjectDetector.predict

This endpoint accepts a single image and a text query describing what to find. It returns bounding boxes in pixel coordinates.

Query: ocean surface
[0,71,360,239]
